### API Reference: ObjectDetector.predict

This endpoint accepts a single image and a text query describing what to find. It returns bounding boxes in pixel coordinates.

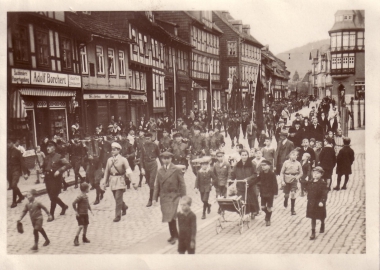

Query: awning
[10,90,27,119]
[19,88,76,97]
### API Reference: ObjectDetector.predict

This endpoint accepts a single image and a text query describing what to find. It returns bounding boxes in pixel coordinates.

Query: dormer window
[344,15,352,20]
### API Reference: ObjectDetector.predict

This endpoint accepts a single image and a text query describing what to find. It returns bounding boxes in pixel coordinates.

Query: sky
[224,0,364,55]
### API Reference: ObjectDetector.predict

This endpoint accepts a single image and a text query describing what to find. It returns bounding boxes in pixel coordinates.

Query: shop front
[9,68,81,150]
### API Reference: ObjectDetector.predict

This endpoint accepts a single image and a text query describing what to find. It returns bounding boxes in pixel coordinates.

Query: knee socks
[203,202,208,214]
[33,229,39,243]
[39,228,48,240]
[290,199,296,211]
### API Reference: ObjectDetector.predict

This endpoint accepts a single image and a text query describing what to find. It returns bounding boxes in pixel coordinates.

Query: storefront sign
[11,68,30,84]
[68,75,81,88]
[131,95,147,102]
[83,94,129,100]
[31,71,68,87]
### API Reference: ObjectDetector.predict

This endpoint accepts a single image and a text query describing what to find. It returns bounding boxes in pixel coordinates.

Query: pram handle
[228,179,247,183]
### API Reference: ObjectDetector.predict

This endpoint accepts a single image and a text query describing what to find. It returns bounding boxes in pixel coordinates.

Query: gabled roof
[154,22,193,48]
[329,10,365,32]
[213,11,263,47]
[183,11,224,34]
[302,71,312,82]
[66,12,133,43]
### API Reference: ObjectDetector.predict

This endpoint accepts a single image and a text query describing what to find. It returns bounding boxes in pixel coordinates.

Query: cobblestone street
[7,106,366,254]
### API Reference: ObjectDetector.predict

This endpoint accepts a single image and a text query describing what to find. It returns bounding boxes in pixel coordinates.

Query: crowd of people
[9,97,356,254]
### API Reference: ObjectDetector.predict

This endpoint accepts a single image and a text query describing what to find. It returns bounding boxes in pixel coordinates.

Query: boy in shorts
[280,150,303,215]
[18,189,52,251]
[177,196,197,254]
[72,183,93,246]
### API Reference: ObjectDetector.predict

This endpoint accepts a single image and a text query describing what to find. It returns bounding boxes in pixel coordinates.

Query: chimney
[242,24,250,35]
[229,19,243,32]
[221,11,230,19]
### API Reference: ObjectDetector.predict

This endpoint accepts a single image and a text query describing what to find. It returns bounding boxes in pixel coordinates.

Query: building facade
[212,11,263,111]
[8,12,82,150]
[328,10,365,103]
[310,45,333,99]
[155,11,223,115]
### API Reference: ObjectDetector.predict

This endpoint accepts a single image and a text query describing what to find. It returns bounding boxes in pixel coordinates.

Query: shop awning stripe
[19,89,76,97]
[10,90,27,119]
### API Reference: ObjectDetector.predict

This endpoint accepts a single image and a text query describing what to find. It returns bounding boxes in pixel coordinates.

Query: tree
[292,70,299,82]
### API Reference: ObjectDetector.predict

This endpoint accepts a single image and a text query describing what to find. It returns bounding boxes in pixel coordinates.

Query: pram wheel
[215,218,223,234]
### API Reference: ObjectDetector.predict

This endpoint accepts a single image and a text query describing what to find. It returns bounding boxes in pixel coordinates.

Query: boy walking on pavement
[195,157,214,219]
[177,196,197,254]
[256,160,278,226]
[318,137,336,190]
[72,183,93,246]
[280,150,303,215]
[18,189,52,251]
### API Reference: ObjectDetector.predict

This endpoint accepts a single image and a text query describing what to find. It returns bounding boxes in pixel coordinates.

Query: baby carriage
[215,179,251,234]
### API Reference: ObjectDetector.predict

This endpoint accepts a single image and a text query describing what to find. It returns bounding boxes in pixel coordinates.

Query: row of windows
[331,53,355,70]
[201,11,213,29]
[129,70,146,91]
[153,73,165,107]
[191,26,219,55]
[130,27,165,63]
[191,53,220,75]
[331,31,364,51]
[241,65,258,83]
[12,25,74,70]
[166,47,189,72]
[241,43,261,61]
[335,14,353,22]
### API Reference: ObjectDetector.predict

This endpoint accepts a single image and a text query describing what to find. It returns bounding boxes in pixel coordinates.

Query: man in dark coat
[42,141,72,220]
[275,119,285,143]
[274,132,295,175]
[297,138,316,166]
[8,139,29,208]
[68,136,86,188]
[326,116,338,134]
[334,137,355,190]
[308,118,324,143]
[318,137,336,190]
[153,152,186,245]
[288,122,304,148]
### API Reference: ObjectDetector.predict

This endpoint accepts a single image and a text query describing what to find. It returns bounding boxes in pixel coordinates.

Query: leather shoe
[47,215,54,222]
[146,200,152,207]
[167,236,174,243]
[43,239,50,246]
[60,205,68,215]
[169,237,178,245]
[74,185,78,189]
[16,195,25,203]
[31,244,38,250]
[201,213,206,219]
[291,210,296,215]
[10,202,17,208]
[333,187,340,191]
[266,220,271,226]
[7,187,12,190]
[207,204,211,214]
[122,206,128,216]
[113,216,121,222]
[341,186,347,190]
[83,236,91,243]
[94,199,100,205]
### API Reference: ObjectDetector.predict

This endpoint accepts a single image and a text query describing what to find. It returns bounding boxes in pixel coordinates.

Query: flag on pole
[255,66,264,132]
[173,54,177,126]
[207,60,213,126]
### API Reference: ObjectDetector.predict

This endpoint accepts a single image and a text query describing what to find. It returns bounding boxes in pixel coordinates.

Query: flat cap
[200,156,211,163]
[216,150,225,156]
[173,132,183,138]
[260,159,272,166]
[46,140,57,147]
[312,166,324,174]
[160,151,174,157]
[111,142,122,149]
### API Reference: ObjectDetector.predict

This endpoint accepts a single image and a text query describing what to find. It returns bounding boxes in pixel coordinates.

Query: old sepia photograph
[5,4,370,261]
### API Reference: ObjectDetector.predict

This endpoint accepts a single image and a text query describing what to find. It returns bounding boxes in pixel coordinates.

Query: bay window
[342,32,349,50]
[357,31,364,50]
[336,32,342,51]
[342,53,348,68]
[348,53,355,69]
[349,32,356,49]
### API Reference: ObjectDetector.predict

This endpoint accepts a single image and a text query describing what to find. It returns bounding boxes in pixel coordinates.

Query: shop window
[36,30,49,67]
[357,31,364,50]
[49,108,68,142]
[13,25,29,63]
[96,46,104,74]
[118,50,125,76]
[80,46,88,74]
[108,48,115,75]
[61,37,72,69]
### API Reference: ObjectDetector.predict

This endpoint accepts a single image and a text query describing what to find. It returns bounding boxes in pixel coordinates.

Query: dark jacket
[177,211,196,246]
[319,146,336,170]
[288,126,305,147]
[256,171,278,197]
[336,145,355,175]
[153,163,186,222]
[306,179,328,220]
[195,170,214,192]
[326,118,338,134]
[274,139,295,170]
[297,147,316,166]
[300,161,311,183]
[308,124,324,142]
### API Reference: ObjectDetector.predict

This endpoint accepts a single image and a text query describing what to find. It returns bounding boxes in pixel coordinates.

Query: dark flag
[255,66,264,131]
[236,86,243,114]
[229,76,237,112]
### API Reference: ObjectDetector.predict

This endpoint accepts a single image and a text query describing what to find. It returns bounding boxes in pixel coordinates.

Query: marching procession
[9,96,356,253]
